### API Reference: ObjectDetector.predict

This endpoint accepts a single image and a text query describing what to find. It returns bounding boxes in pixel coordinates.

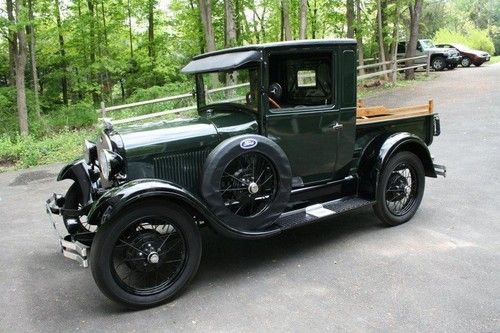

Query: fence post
[100,101,106,119]
[391,59,397,83]
[426,54,431,76]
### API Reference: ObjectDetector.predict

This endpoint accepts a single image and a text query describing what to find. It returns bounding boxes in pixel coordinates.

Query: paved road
[1,64,499,332]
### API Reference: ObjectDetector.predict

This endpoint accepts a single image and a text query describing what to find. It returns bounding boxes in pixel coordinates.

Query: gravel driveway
[0,64,499,332]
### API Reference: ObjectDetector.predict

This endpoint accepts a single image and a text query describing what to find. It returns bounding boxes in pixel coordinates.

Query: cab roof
[181,39,356,74]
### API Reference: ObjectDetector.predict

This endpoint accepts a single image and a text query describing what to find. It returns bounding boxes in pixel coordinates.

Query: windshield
[420,40,435,49]
[197,67,260,111]
[454,44,469,50]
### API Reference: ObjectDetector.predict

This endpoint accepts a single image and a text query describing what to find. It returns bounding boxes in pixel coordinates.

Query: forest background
[0,0,498,168]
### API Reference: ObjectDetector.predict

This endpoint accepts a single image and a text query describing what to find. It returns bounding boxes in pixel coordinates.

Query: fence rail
[99,54,430,125]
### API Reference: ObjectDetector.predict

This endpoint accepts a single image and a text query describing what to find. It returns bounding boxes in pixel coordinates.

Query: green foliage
[433,28,496,54]
[0,129,95,170]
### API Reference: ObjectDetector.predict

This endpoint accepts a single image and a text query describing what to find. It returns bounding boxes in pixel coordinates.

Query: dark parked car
[398,39,462,70]
[435,43,490,67]
[46,39,446,309]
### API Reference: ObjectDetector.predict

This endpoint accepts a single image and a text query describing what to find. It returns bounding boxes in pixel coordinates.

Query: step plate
[277,197,374,231]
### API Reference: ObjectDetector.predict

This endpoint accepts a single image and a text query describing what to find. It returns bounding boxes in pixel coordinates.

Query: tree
[147,0,155,59]
[281,0,292,41]
[27,0,40,117]
[7,0,29,135]
[299,0,307,39]
[405,0,423,80]
[224,0,237,47]
[199,0,216,52]
[54,0,69,105]
[355,0,365,75]
[376,0,388,80]
[346,0,355,38]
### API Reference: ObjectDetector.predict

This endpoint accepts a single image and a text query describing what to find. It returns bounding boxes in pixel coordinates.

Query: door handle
[328,123,343,132]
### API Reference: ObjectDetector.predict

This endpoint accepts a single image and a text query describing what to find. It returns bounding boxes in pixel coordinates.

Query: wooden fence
[99,54,430,125]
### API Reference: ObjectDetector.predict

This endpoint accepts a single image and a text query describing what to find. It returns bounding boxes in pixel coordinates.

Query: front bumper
[46,193,91,268]
[433,163,447,177]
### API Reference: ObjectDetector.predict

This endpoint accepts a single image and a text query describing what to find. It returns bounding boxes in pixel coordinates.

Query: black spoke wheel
[219,152,278,217]
[201,135,292,231]
[90,202,201,309]
[373,151,425,226]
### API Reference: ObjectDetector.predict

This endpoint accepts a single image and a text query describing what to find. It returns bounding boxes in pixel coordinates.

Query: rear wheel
[461,57,471,67]
[373,151,425,226]
[90,202,202,309]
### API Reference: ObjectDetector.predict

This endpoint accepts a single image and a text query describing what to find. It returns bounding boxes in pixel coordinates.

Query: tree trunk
[127,0,134,58]
[6,0,17,85]
[405,0,423,80]
[281,0,292,41]
[224,0,237,48]
[27,0,41,117]
[198,0,216,52]
[346,0,355,38]
[147,0,155,59]
[311,0,317,39]
[87,0,99,104]
[11,0,29,136]
[54,0,69,105]
[299,0,307,39]
[376,0,388,80]
[355,0,365,75]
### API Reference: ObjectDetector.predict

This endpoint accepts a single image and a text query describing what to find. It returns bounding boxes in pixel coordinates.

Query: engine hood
[113,111,259,180]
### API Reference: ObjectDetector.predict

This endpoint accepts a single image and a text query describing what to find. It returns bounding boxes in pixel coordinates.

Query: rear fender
[357,132,436,198]
[87,179,281,240]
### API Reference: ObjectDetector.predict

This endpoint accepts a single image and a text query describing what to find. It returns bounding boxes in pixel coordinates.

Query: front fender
[57,159,94,204]
[87,179,281,240]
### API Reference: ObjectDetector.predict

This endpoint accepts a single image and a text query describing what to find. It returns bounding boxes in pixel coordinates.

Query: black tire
[431,56,446,71]
[201,134,292,231]
[90,201,202,309]
[63,182,96,234]
[461,57,471,67]
[373,151,425,226]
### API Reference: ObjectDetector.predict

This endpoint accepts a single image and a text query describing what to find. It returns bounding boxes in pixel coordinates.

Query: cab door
[264,49,340,186]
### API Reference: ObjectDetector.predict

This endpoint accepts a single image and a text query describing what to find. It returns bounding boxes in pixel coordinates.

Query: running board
[276,196,375,231]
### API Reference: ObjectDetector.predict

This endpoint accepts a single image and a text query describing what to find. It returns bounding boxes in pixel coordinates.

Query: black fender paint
[57,159,94,205]
[357,132,436,198]
[86,178,282,240]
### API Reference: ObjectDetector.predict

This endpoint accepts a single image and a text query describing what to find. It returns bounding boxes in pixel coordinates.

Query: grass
[0,128,96,172]
[489,55,500,64]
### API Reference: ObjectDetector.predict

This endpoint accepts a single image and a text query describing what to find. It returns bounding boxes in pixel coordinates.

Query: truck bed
[356,99,434,125]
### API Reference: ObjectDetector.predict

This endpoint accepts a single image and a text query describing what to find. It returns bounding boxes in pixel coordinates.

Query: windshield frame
[195,65,262,113]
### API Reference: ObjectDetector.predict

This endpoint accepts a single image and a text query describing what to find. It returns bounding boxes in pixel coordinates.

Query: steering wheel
[268,82,283,109]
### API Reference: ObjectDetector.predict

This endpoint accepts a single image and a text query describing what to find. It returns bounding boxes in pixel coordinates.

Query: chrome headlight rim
[98,148,123,181]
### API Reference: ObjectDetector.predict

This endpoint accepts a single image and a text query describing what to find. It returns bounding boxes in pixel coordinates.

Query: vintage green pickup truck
[46,39,446,308]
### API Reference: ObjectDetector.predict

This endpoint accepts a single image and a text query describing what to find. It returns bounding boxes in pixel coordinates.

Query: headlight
[98,149,123,181]
[83,140,97,165]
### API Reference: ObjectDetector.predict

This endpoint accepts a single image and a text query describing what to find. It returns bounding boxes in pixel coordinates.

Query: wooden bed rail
[356,99,434,124]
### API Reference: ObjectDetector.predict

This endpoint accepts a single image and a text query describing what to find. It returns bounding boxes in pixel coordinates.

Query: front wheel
[431,56,446,71]
[373,151,425,226]
[90,201,202,309]
[461,57,471,67]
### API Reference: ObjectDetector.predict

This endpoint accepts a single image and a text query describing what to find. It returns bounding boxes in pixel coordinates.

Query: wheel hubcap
[219,152,278,217]
[147,252,160,264]
[385,163,418,216]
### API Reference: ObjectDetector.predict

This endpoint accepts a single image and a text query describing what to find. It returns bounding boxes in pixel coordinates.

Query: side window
[397,42,406,54]
[268,52,333,108]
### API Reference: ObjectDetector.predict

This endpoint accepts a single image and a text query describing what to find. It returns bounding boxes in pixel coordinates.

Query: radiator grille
[153,149,211,190]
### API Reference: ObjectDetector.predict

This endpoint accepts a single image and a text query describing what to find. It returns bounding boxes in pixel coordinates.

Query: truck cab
[46,39,446,309]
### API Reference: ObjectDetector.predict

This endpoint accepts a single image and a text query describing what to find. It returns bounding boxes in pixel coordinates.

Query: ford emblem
[240,138,258,149]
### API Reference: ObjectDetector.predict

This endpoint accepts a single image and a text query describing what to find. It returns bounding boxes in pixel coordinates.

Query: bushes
[0,129,95,169]
[433,28,496,54]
